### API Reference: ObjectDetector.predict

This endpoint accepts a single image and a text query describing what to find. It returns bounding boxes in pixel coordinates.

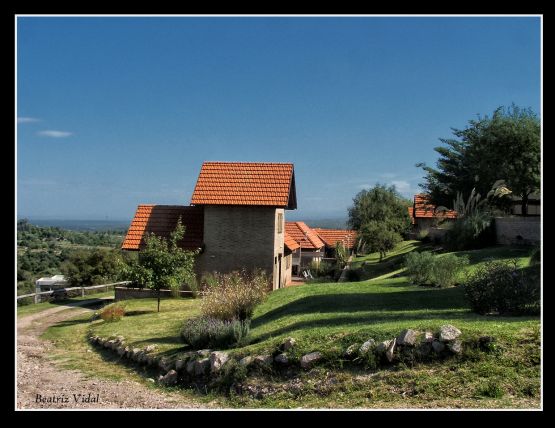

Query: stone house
[122,162,297,290]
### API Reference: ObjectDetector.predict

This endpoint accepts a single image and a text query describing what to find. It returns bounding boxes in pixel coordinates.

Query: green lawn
[17,290,115,318]
[43,243,540,408]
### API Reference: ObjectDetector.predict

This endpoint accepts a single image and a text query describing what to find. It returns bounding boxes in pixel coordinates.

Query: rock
[300,352,322,369]
[146,355,156,366]
[160,370,178,386]
[385,339,396,362]
[186,360,196,374]
[376,339,392,354]
[147,378,155,383]
[196,349,211,358]
[194,358,210,376]
[97,338,105,346]
[432,340,445,353]
[144,345,157,353]
[274,353,289,365]
[239,356,255,367]
[396,329,419,346]
[417,341,432,357]
[131,348,141,360]
[115,335,125,343]
[359,339,376,355]
[478,336,495,351]
[281,338,296,351]
[117,346,126,357]
[439,325,461,342]
[136,351,146,363]
[210,352,230,373]
[175,359,185,371]
[159,357,174,372]
[424,331,434,343]
[345,343,360,358]
[447,340,462,354]
[254,355,273,367]
[107,340,117,350]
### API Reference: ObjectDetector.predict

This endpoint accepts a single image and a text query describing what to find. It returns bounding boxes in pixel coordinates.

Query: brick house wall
[197,206,288,290]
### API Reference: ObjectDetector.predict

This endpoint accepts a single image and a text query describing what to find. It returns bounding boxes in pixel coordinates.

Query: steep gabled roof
[413,194,457,219]
[312,228,357,250]
[122,205,204,251]
[285,221,325,250]
[284,232,300,251]
[191,162,297,209]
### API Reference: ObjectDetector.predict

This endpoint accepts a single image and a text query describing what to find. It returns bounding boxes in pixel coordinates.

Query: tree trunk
[157,288,161,312]
[521,193,529,216]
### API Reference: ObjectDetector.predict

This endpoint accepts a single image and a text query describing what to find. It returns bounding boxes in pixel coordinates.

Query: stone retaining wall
[494,216,541,245]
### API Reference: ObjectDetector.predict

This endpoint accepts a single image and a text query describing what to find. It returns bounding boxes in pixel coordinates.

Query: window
[277,213,283,233]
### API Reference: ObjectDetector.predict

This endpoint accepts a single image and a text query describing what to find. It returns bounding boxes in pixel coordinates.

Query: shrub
[181,316,250,349]
[310,260,336,278]
[444,212,495,251]
[431,254,469,287]
[463,260,540,315]
[201,270,269,321]
[404,251,435,285]
[100,303,126,322]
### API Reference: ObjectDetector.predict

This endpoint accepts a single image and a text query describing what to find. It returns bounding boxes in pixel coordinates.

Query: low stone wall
[428,227,448,242]
[115,287,193,301]
[494,216,541,245]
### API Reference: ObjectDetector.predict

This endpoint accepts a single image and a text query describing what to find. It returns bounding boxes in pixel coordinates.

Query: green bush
[431,254,469,287]
[100,303,126,322]
[463,260,540,315]
[444,212,495,251]
[201,270,269,321]
[417,229,431,243]
[309,260,336,278]
[210,359,247,393]
[404,251,435,285]
[181,316,250,349]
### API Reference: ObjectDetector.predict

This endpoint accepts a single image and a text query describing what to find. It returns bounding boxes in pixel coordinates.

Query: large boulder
[194,358,210,376]
[424,331,434,343]
[344,343,360,358]
[159,357,174,372]
[396,329,419,346]
[280,338,297,351]
[160,370,178,386]
[239,356,255,367]
[210,352,230,373]
[359,339,376,355]
[447,340,462,354]
[439,325,461,342]
[300,352,322,369]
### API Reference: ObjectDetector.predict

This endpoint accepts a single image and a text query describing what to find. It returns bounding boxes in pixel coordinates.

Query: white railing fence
[17,281,131,304]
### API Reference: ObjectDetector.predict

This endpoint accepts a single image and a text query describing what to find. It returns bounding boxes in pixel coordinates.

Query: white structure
[35,275,67,292]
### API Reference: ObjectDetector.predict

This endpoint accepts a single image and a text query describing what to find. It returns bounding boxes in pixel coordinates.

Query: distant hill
[23,219,129,232]
[300,218,350,229]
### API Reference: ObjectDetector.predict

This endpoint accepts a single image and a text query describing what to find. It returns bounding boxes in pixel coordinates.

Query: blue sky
[17,16,541,221]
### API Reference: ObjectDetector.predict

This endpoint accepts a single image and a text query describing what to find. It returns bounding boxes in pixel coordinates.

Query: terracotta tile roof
[413,194,457,219]
[408,207,415,225]
[284,232,300,252]
[191,162,297,208]
[312,228,358,250]
[122,205,204,251]
[285,222,325,250]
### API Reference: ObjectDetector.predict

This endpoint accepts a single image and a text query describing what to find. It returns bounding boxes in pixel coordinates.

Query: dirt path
[17,300,212,409]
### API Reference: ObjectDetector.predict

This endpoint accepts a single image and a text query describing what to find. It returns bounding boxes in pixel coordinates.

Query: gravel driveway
[17,299,212,409]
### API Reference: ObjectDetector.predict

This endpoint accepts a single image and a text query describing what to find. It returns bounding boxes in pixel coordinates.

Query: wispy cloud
[37,130,73,138]
[18,117,41,124]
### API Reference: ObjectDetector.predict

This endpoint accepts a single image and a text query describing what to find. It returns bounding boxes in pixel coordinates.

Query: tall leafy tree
[348,184,411,260]
[119,218,197,312]
[418,104,540,215]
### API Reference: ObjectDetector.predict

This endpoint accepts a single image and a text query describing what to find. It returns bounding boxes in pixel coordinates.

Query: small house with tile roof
[285,221,325,275]
[123,162,297,290]
[312,228,357,258]
[411,194,457,231]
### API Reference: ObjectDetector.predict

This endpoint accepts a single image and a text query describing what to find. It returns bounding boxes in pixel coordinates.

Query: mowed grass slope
[53,243,540,407]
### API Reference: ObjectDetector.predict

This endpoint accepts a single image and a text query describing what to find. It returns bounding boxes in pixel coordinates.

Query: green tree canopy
[418,104,540,215]
[119,218,197,312]
[348,184,411,234]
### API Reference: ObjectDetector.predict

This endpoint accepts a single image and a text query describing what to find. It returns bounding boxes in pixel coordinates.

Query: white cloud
[390,180,411,195]
[18,117,40,123]
[37,130,73,138]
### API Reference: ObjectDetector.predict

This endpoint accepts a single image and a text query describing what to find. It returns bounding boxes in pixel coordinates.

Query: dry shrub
[100,302,126,322]
[201,270,270,321]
